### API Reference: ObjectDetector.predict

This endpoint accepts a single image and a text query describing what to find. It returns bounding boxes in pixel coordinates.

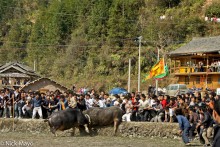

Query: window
[179,85,187,90]
[167,86,171,90]
[196,76,200,84]
[185,76,189,85]
[171,86,178,90]
[170,85,178,90]
[207,76,212,84]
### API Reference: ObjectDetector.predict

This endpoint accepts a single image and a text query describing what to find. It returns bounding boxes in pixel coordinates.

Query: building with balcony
[168,36,220,90]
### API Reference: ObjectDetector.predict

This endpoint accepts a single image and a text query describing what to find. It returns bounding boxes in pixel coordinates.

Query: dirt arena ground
[0,132,203,147]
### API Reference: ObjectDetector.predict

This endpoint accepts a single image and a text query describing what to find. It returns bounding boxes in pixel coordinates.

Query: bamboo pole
[12,95,14,132]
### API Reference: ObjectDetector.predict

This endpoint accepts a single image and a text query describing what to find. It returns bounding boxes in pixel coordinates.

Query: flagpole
[138,36,142,93]
[155,48,159,96]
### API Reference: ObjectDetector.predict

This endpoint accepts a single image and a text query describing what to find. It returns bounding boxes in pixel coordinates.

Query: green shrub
[206,2,220,17]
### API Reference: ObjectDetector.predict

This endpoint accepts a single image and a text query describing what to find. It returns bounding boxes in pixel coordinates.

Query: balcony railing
[170,66,220,74]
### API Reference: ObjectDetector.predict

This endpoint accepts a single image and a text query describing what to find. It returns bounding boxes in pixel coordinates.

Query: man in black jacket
[212,97,220,147]
[77,94,86,111]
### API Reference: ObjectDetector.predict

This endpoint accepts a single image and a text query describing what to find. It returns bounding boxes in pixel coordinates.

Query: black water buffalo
[45,108,90,136]
[83,106,123,135]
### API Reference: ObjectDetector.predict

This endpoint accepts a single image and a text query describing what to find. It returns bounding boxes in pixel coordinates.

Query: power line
[0,43,140,49]
[1,5,137,22]
[0,38,185,48]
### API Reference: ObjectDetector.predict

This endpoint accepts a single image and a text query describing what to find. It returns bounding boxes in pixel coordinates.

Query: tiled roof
[169,36,220,55]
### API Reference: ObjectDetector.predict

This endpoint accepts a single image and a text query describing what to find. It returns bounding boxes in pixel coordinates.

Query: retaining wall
[0,119,180,138]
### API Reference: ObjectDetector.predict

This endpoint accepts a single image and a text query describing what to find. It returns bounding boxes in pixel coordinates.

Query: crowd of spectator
[208,61,220,72]
[0,86,219,146]
[192,61,220,72]
[193,61,205,72]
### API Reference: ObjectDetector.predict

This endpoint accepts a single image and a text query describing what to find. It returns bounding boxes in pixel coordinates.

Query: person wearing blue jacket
[32,92,43,119]
[175,108,191,146]
[57,95,68,110]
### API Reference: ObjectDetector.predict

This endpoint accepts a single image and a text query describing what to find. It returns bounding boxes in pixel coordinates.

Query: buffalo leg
[113,120,120,136]
[84,124,89,133]
[71,127,75,136]
[50,126,57,137]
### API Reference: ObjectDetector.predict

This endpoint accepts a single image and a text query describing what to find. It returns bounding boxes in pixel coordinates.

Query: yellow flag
[145,58,165,80]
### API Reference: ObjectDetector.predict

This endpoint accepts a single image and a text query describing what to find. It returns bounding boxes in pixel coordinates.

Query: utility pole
[34,60,36,71]
[138,36,142,93]
[128,58,131,93]
[155,48,159,96]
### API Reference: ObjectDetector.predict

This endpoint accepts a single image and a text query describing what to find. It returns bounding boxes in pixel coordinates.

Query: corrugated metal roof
[169,36,220,55]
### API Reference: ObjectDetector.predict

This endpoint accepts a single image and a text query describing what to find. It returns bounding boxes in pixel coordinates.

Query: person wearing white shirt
[85,94,93,109]
[122,97,133,122]
[113,98,120,107]
[99,98,106,108]
[218,60,220,72]
[137,94,150,121]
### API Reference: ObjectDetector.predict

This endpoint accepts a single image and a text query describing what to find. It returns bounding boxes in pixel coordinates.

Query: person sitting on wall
[137,94,150,121]
[122,96,133,122]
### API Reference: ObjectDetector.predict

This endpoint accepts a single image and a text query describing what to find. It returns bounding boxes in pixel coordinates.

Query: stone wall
[0,119,180,138]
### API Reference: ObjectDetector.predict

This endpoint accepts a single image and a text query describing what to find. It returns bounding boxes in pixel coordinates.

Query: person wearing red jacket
[160,95,169,109]
[131,92,139,121]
